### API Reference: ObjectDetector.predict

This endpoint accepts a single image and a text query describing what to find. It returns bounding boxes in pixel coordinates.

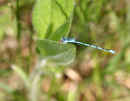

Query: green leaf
[32,0,74,39]
[36,39,76,65]
[48,17,72,41]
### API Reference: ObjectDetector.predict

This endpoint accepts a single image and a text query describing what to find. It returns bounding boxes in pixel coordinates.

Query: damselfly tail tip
[109,50,116,54]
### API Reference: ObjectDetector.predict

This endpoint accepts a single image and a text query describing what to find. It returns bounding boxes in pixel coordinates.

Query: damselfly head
[61,37,68,43]
[61,37,75,43]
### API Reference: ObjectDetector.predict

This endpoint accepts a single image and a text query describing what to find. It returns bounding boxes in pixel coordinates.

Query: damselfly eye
[60,37,68,43]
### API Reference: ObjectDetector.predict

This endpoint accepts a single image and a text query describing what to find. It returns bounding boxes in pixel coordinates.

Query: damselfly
[61,37,115,54]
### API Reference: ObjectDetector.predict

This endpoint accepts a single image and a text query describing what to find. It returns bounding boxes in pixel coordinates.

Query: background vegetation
[0,0,130,101]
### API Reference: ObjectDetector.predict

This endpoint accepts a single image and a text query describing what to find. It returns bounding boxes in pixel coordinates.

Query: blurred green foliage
[32,0,74,39]
[0,5,16,40]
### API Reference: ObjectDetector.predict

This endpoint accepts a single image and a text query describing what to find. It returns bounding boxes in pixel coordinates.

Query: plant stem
[16,0,21,40]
